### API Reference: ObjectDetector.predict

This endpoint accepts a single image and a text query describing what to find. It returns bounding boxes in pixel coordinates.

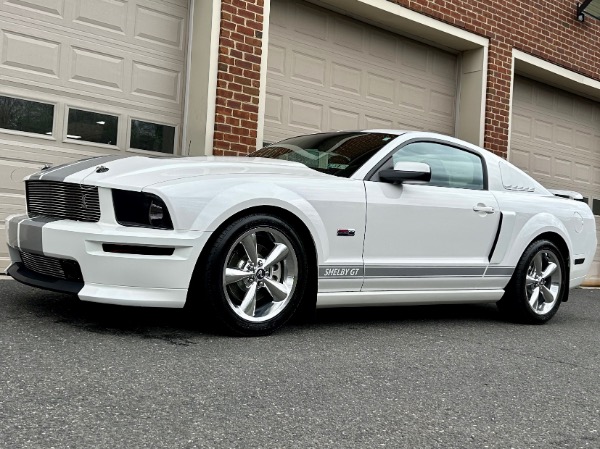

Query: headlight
[112,190,173,230]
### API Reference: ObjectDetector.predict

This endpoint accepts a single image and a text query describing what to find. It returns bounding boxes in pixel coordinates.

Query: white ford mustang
[4,131,596,335]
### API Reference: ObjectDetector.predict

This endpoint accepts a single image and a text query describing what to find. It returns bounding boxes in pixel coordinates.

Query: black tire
[187,214,310,336]
[497,239,568,324]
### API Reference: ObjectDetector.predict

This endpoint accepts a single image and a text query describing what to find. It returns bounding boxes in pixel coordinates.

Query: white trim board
[513,49,600,102]
[310,0,488,51]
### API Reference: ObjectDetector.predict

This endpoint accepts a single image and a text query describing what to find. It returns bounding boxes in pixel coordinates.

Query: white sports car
[5,131,597,335]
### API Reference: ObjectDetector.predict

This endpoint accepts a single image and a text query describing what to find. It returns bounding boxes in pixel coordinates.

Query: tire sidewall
[509,239,567,323]
[201,214,309,336]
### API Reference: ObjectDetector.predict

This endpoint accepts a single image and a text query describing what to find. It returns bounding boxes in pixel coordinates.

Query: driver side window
[391,141,484,190]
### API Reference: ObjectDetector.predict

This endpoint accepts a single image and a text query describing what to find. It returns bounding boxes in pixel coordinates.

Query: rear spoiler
[548,189,585,202]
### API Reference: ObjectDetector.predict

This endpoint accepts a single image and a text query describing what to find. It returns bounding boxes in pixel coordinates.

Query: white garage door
[0,0,189,266]
[510,76,600,284]
[264,0,458,144]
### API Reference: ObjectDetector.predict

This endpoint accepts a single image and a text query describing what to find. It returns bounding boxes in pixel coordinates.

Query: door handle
[473,204,495,214]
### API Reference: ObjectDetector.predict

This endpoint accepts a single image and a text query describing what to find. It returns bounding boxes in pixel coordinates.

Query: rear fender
[500,212,572,269]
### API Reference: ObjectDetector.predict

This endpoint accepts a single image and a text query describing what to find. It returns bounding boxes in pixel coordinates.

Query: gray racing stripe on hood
[18,216,60,255]
[29,155,128,182]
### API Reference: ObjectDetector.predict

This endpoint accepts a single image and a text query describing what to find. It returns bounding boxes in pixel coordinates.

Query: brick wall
[214,0,264,156]
[214,0,600,157]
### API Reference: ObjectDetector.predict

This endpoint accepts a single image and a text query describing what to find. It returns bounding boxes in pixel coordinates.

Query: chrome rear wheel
[525,249,562,315]
[497,239,566,324]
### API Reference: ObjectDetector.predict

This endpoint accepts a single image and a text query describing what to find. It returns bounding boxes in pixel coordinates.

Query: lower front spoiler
[6,263,83,295]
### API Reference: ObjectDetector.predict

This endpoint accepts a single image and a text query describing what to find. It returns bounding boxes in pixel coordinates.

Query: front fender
[148,180,330,262]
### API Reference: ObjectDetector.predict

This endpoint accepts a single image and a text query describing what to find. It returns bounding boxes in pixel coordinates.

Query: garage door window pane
[0,96,53,135]
[392,142,484,190]
[67,109,118,145]
[130,120,175,154]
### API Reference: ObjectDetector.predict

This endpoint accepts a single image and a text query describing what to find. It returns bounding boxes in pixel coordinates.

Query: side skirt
[316,289,504,308]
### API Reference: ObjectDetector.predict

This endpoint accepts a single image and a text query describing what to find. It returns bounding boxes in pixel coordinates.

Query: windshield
[249,132,397,177]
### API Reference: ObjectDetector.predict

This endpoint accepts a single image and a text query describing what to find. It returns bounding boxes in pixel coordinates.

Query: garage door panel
[133,2,186,52]
[288,98,323,131]
[430,90,455,119]
[291,3,328,41]
[270,35,455,94]
[0,24,185,112]
[512,141,596,183]
[291,51,326,86]
[70,47,125,91]
[553,157,572,181]
[575,131,594,153]
[266,82,454,139]
[1,0,188,60]
[266,0,457,143]
[3,0,66,21]
[574,162,591,184]
[0,0,189,266]
[511,76,600,284]
[267,72,447,117]
[432,51,457,78]
[368,29,396,62]
[399,82,427,111]
[332,16,364,52]
[330,63,361,96]
[366,72,394,104]
[1,28,61,78]
[329,107,360,131]
[74,0,128,34]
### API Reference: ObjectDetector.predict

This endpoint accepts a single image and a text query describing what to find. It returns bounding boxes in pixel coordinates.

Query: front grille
[26,180,100,222]
[20,251,83,282]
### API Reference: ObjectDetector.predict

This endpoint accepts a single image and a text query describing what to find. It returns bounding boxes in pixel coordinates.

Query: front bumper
[5,214,210,308]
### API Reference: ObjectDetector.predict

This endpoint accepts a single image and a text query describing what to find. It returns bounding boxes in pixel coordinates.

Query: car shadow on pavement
[16,288,203,345]
[14,286,504,341]
[311,302,502,327]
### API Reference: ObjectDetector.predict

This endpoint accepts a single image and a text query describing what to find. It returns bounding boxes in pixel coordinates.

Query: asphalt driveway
[1,279,599,448]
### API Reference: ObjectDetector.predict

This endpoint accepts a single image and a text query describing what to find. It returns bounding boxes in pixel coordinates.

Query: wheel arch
[502,212,573,270]
[533,231,570,269]
[185,205,319,306]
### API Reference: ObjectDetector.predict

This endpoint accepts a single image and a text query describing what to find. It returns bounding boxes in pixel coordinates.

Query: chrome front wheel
[223,227,298,323]
[190,214,309,336]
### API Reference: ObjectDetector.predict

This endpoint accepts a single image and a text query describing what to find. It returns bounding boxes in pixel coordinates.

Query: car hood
[29,155,331,190]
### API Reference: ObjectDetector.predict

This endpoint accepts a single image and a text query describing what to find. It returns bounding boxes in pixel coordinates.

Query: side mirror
[379,161,431,184]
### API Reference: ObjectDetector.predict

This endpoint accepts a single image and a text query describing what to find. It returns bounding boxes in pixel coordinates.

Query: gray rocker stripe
[365,266,486,278]
[29,155,128,182]
[319,265,515,278]
[17,216,61,255]
[485,266,514,277]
